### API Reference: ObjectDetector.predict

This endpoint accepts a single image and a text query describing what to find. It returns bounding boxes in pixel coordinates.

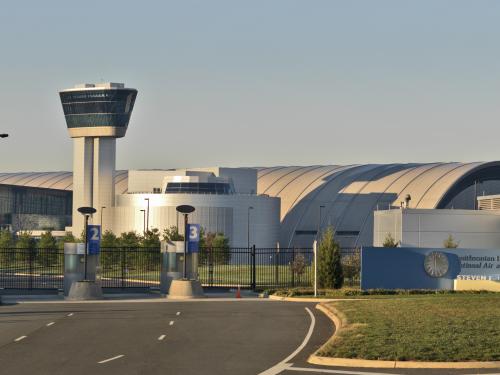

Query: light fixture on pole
[176,204,195,280]
[144,198,150,233]
[140,209,146,235]
[247,206,254,250]
[77,206,96,280]
[100,206,106,231]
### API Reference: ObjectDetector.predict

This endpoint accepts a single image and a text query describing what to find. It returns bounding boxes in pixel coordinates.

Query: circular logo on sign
[424,251,449,278]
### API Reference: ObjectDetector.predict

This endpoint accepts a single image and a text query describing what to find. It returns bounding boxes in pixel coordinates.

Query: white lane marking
[98,355,124,364]
[286,366,403,374]
[158,335,166,341]
[67,313,74,317]
[14,336,27,342]
[176,311,180,316]
[46,322,55,327]
[169,321,174,326]
[258,307,315,375]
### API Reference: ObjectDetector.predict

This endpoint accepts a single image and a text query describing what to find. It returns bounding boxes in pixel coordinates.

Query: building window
[165,182,233,195]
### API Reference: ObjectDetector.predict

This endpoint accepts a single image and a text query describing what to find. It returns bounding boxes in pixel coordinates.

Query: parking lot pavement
[0,300,497,375]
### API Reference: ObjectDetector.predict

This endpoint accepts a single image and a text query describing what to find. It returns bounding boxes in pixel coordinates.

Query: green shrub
[317,227,343,289]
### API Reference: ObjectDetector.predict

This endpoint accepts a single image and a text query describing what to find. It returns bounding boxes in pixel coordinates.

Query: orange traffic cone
[235,285,241,298]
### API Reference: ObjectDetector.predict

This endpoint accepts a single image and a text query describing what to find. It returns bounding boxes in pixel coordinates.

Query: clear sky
[1,0,500,172]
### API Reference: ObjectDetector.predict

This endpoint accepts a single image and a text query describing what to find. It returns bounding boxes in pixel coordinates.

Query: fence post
[291,247,295,288]
[121,248,125,289]
[208,247,213,287]
[29,248,35,290]
[313,240,317,297]
[251,245,256,291]
[275,243,279,287]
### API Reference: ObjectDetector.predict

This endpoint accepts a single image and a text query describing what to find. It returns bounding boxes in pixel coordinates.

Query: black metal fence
[198,246,361,289]
[0,246,360,291]
[99,247,161,289]
[0,248,64,290]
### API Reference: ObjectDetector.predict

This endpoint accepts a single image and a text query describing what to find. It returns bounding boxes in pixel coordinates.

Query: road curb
[268,295,364,302]
[309,303,500,369]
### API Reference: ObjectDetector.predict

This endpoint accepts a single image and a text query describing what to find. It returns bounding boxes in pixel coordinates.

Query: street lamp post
[140,209,146,235]
[247,206,254,250]
[317,205,325,242]
[77,206,96,280]
[144,198,150,233]
[176,205,195,280]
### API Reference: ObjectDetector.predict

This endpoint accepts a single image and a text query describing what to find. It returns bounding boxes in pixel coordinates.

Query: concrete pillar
[72,137,94,236]
[93,138,116,230]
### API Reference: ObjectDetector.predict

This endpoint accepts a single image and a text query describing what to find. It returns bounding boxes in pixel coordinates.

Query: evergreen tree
[317,226,343,289]
[382,233,399,247]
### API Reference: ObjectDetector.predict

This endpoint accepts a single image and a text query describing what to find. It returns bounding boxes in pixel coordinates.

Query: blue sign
[187,224,200,253]
[361,247,500,290]
[87,225,101,255]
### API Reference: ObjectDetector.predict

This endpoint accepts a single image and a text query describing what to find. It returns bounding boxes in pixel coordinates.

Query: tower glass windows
[59,89,137,129]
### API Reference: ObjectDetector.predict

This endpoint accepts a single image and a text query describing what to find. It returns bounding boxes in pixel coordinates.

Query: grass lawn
[318,294,500,362]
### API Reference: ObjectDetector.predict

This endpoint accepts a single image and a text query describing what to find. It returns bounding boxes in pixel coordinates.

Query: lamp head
[77,206,97,215]
[176,205,195,214]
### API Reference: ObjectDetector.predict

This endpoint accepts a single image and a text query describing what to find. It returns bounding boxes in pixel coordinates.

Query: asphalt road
[0,300,498,375]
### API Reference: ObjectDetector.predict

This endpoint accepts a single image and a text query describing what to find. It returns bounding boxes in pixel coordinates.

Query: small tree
[0,229,14,248]
[39,231,59,266]
[16,231,36,263]
[291,252,307,284]
[317,226,343,289]
[211,233,231,265]
[162,226,184,242]
[342,249,361,286]
[118,231,141,269]
[38,231,57,249]
[141,228,161,248]
[100,230,119,269]
[382,233,399,247]
[141,228,161,269]
[0,229,15,266]
[443,234,459,248]
[101,230,118,247]
[118,231,141,248]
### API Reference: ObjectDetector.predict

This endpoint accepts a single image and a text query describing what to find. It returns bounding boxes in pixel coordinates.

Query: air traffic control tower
[59,82,137,235]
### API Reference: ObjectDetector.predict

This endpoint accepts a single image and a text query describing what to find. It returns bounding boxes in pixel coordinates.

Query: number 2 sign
[87,225,101,255]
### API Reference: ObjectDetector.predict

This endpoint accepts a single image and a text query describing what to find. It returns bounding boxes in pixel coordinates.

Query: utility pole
[144,198,150,232]
[100,206,106,232]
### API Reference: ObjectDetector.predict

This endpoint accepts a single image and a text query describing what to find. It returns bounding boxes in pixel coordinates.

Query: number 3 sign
[187,224,200,253]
